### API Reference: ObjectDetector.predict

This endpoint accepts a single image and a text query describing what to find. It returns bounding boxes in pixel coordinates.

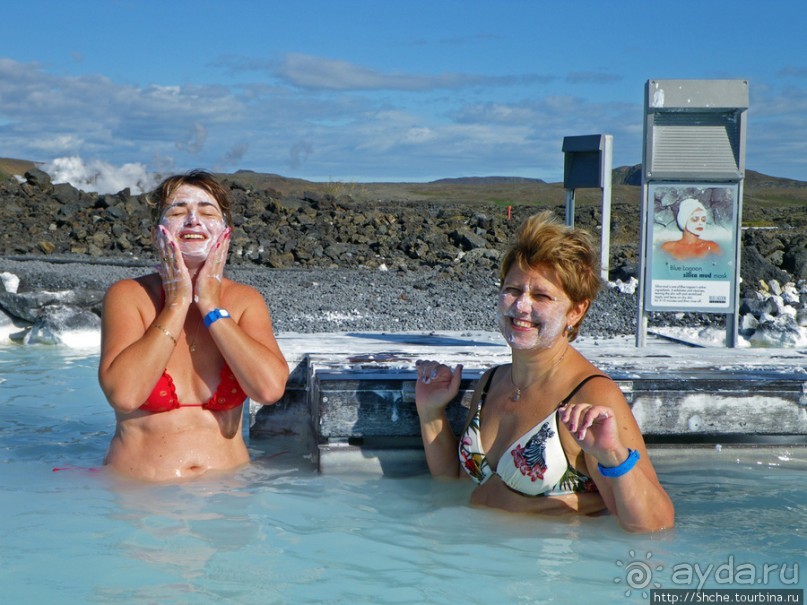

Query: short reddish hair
[499,211,601,340]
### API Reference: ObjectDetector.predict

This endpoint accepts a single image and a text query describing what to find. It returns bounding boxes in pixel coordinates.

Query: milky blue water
[1,345,805,604]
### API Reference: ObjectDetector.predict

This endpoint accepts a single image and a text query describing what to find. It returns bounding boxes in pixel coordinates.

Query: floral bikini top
[459,367,606,497]
[139,364,247,413]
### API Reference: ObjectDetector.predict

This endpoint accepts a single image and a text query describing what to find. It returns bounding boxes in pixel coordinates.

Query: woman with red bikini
[99,170,288,481]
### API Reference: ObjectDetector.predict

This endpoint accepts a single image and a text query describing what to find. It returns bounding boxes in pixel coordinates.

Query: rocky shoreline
[2,254,805,347]
[0,256,635,337]
[1,168,806,345]
[3,167,807,285]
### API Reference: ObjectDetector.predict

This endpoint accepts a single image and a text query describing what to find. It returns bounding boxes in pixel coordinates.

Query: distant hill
[3,157,807,211]
[0,157,37,177]
[744,169,807,189]
[610,165,807,189]
[612,165,642,186]
[429,176,546,185]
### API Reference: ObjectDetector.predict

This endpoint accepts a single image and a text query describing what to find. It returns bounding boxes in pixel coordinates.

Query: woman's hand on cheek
[155,225,193,308]
[194,227,230,312]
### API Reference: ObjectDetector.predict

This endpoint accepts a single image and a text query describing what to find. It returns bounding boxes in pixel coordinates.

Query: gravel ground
[0,256,642,337]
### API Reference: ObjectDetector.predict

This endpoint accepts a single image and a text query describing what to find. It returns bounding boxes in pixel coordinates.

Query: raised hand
[558,402,624,462]
[415,359,463,420]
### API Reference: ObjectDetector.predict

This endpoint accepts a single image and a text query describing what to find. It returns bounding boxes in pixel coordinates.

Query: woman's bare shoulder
[222,278,265,302]
[105,273,159,302]
[566,354,623,402]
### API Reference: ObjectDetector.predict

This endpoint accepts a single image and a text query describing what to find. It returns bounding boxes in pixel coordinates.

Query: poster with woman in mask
[645,183,738,312]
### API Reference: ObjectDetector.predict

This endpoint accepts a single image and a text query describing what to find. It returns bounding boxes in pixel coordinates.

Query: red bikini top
[139,363,248,413]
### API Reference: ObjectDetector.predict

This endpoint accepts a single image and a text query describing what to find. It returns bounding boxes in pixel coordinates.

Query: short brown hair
[499,211,601,340]
[148,170,233,228]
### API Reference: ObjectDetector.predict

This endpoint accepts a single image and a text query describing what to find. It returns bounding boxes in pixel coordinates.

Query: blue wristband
[597,448,640,478]
[203,308,231,328]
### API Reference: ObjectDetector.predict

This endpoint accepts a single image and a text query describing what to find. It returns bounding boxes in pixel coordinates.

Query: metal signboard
[644,182,739,312]
[637,79,748,347]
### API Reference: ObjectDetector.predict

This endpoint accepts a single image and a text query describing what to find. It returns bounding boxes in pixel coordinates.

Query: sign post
[636,80,748,347]
[562,134,613,281]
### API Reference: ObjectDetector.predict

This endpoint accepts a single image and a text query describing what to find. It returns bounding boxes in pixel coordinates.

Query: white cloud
[2,56,807,182]
[288,141,313,170]
[219,52,552,92]
[224,142,249,162]
[565,71,622,85]
[175,122,208,154]
[403,127,435,144]
[31,135,85,154]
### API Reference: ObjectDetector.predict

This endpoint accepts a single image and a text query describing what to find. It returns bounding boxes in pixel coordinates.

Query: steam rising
[42,156,159,195]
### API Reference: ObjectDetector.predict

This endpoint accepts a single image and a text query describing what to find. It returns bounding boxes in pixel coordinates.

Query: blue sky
[3,0,807,189]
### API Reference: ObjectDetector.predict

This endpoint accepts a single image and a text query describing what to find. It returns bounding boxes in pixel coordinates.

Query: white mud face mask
[159,186,227,265]
[496,290,568,351]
